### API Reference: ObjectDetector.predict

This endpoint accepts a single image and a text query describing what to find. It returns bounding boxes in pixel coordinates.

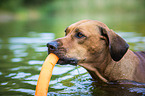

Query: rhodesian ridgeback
[47,20,145,83]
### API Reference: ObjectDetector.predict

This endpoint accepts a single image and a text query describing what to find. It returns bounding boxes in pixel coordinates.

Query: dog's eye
[75,32,85,38]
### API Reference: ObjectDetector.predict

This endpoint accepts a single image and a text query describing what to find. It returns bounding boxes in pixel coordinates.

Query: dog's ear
[99,27,129,61]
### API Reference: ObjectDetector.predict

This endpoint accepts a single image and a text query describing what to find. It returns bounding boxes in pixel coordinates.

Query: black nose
[47,41,58,54]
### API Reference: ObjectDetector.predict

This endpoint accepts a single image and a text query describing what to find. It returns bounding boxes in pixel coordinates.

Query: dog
[47,20,145,83]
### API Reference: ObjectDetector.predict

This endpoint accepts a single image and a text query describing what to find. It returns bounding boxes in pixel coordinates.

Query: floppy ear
[99,27,129,61]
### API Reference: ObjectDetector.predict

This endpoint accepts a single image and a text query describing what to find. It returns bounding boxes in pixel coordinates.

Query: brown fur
[47,20,145,83]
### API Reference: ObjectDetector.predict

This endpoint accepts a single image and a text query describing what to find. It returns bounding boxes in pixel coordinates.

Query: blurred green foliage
[0,0,52,11]
[0,0,22,11]
[0,0,144,37]
[0,0,144,13]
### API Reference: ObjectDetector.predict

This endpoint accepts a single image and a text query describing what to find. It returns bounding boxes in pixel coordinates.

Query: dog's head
[47,20,129,65]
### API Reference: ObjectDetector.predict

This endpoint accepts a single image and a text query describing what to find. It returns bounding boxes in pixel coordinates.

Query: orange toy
[35,53,59,96]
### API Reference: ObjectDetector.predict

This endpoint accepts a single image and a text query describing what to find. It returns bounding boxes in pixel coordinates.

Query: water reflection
[118,32,145,51]
[0,31,145,96]
[129,87,145,95]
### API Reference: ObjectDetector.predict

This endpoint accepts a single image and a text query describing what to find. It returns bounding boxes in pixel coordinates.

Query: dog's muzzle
[47,41,78,65]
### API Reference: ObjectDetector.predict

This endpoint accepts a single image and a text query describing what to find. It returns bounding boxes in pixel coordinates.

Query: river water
[0,20,145,96]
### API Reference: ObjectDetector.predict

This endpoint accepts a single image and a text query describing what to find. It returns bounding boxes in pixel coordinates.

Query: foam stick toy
[35,53,59,96]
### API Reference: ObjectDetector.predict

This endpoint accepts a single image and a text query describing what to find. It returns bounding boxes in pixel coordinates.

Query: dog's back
[133,51,145,82]
[134,51,145,63]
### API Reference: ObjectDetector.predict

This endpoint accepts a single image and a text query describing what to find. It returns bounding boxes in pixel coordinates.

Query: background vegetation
[0,0,145,38]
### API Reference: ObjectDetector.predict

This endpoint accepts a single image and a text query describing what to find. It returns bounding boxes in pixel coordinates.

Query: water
[0,20,145,96]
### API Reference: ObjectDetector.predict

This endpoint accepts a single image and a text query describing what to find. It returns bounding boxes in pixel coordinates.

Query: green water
[0,19,145,96]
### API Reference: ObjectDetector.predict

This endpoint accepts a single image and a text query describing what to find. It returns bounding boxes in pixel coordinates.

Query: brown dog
[47,20,145,83]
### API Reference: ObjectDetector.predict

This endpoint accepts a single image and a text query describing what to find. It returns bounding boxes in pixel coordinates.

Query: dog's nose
[47,41,58,53]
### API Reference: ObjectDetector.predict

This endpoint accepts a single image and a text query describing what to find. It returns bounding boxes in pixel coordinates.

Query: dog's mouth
[57,57,78,65]
[48,52,78,65]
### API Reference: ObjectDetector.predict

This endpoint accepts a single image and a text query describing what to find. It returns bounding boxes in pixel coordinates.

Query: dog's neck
[78,51,113,83]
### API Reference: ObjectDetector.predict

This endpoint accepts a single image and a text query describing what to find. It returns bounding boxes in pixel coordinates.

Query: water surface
[0,20,145,96]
